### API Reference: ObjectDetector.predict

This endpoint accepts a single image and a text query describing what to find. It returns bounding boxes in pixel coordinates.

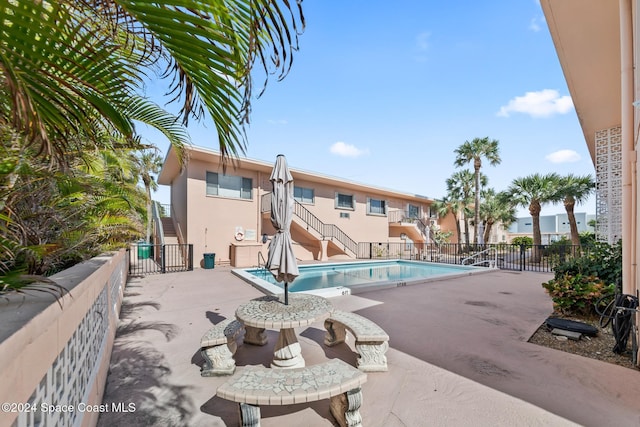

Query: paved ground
[98,267,640,427]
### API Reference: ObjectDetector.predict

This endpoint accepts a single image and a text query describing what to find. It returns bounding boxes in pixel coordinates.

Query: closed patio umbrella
[265,154,299,304]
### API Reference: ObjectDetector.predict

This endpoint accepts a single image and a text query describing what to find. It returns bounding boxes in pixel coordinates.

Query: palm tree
[479,189,516,243]
[1,0,304,287]
[557,174,595,246]
[0,0,304,165]
[133,150,164,243]
[431,197,462,245]
[447,169,485,246]
[506,173,562,262]
[1,146,146,276]
[454,137,501,243]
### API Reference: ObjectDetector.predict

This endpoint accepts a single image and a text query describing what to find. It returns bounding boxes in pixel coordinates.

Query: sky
[143,0,595,218]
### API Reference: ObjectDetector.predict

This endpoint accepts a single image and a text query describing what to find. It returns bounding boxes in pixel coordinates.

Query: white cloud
[329,141,369,158]
[529,17,541,32]
[545,149,581,163]
[497,89,573,118]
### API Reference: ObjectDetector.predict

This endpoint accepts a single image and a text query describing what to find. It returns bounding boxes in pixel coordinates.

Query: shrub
[579,231,596,247]
[543,236,573,257]
[511,236,533,246]
[542,274,615,317]
[552,240,622,291]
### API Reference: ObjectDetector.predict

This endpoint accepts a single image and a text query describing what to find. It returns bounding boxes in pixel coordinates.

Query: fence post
[520,244,525,271]
[161,245,166,274]
[188,244,194,270]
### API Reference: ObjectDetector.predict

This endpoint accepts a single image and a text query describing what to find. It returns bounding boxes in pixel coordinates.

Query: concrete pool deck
[98,267,640,426]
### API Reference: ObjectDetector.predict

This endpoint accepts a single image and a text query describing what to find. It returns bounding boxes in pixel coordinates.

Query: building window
[407,204,420,218]
[335,193,355,210]
[367,198,387,216]
[206,172,252,200]
[294,186,314,204]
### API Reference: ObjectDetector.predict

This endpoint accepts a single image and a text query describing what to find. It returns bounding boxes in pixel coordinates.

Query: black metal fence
[357,242,588,273]
[129,243,193,275]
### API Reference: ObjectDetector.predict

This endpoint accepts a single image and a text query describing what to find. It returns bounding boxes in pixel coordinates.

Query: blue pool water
[234,260,483,296]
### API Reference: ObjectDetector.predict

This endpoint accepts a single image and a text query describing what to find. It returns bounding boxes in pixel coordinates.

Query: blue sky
[145,0,595,217]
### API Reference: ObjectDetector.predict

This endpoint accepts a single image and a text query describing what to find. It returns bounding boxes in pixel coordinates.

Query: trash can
[203,253,215,269]
[138,242,151,259]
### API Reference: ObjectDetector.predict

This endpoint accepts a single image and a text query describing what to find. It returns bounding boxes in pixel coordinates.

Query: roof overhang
[541,0,621,165]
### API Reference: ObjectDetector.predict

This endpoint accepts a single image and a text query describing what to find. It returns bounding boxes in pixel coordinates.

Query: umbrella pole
[285,283,289,305]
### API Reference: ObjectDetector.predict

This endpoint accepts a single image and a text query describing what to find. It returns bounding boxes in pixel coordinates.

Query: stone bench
[324,310,389,372]
[200,319,244,376]
[216,358,367,427]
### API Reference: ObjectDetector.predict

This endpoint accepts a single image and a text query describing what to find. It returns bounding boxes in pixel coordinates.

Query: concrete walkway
[98,267,640,427]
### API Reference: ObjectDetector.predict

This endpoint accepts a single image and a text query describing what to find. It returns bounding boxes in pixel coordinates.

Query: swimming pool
[232,259,489,297]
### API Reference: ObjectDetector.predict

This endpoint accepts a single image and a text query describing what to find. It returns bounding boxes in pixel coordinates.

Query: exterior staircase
[153,203,187,267]
[261,193,358,257]
[161,217,179,245]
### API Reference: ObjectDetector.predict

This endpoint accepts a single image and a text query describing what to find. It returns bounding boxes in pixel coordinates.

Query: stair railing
[261,193,358,256]
[152,201,165,244]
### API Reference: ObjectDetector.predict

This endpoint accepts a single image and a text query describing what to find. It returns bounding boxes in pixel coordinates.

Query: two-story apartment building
[157,145,455,267]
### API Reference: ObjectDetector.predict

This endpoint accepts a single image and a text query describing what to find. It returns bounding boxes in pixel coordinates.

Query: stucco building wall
[158,146,443,267]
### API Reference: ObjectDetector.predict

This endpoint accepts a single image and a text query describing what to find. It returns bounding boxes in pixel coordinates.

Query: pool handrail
[461,247,497,268]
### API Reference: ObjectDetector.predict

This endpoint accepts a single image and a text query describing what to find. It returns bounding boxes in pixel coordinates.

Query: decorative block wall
[595,126,623,243]
[2,252,127,427]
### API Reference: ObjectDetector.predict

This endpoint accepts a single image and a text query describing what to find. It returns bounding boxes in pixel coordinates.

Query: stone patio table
[235,293,333,369]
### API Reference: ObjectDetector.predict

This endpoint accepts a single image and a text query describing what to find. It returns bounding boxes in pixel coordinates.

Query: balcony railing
[387,210,431,240]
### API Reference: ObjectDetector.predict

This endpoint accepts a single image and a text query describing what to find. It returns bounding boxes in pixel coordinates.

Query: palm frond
[0,2,142,160]
[125,97,191,166]
[115,0,304,160]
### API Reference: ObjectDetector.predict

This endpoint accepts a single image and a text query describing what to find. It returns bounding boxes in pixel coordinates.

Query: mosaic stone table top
[235,294,333,329]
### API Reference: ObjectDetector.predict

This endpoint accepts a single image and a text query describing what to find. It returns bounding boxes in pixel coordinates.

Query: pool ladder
[257,252,269,279]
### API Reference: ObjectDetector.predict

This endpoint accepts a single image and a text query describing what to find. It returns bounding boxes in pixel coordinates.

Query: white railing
[461,247,498,268]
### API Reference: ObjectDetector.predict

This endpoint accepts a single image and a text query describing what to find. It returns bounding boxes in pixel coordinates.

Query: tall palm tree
[0,0,304,165]
[454,137,501,243]
[446,169,473,245]
[506,173,562,262]
[447,169,485,246]
[557,174,595,246]
[133,150,164,243]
